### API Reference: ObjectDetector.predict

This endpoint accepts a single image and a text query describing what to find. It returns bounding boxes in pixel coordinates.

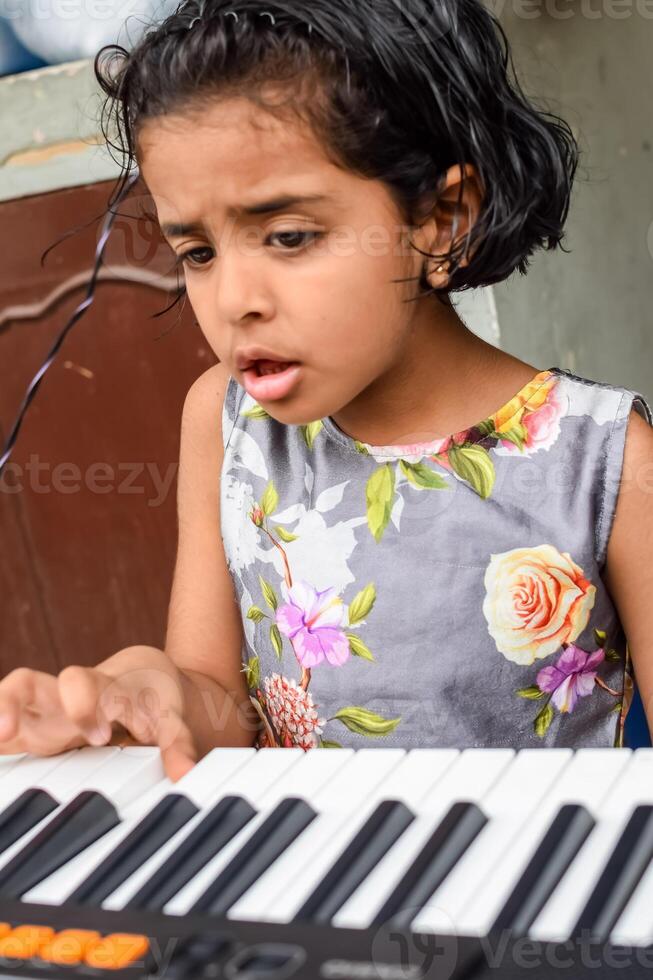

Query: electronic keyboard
[0,745,653,978]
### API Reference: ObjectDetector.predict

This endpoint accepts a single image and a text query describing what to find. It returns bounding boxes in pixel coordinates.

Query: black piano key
[572,803,653,943]
[0,789,58,852]
[68,793,199,906]
[492,803,595,937]
[126,795,256,911]
[191,797,317,917]
[294,799,415,925]
[0,790,119,899]
[372,801,488,929]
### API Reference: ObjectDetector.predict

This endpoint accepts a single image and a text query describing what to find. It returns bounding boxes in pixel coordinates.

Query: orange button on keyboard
[0,924,55,958]
[85,933,150,970]
[40,929,102,965]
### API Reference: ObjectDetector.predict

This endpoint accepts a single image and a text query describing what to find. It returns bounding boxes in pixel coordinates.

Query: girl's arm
[604,409,653,737]
[162,361,259,754]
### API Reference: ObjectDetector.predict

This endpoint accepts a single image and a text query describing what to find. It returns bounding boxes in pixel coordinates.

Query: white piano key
[530,749,653,943]
[413,749,574,936]
[164,746,258,808]
[26,747,257,905]
[0,755,26,776]
[0,747,122,872]
[454,748,634,938]
[80,746,164,811]
[239,746,355,810]
[17,747,121,801]
[0,751,80,811]
[104,748,305,910]
[333,749,514,929]
[227,749,464,924]
[166,748,412,917]
[610,847,653,946]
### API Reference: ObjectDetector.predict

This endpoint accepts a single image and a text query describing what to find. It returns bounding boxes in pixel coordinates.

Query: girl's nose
[213,248,275,326]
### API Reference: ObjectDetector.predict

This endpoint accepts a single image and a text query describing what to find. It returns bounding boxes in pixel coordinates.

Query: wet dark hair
[95,0,579,303]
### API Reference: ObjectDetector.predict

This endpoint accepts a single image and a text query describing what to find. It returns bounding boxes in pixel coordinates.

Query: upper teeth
[259,363,288,376]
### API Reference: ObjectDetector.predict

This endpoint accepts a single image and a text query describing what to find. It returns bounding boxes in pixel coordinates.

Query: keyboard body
[0,745,651,979]
[0,899,651,979]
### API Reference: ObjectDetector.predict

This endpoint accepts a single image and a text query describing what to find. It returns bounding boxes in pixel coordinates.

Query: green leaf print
[301,421,324,451]
[242,405,271,420]
[605,648,621,663]
[246,606,268,623]
[448,444,496,499]
[320,739,343,748]
[534,702,554,737]
[354,441,370,455]
[366,464,396,542]
[259,575,278,611]
[594,629,607,648]
[270,624,283,659]
[477,419,496,438]
[516,685,546,700]
[331,706,401,737]
[275,525,299,543]
[495,423,527,452]
[245,656,260,689]
[347,583,377,625]
[260,481,279,517]
[346,633,376,662]
[399,460,450,491]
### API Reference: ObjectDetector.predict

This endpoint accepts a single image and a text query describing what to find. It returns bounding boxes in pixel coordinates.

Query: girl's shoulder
[551,366,653,427]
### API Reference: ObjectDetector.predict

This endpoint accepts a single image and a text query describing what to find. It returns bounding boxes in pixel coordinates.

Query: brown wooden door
[0,179,216,674]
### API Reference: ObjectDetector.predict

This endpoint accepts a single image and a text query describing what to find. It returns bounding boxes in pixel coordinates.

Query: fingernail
[87,724,111,746]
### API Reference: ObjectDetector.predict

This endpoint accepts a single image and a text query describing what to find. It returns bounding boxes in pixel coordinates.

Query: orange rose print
[482,544,597,665]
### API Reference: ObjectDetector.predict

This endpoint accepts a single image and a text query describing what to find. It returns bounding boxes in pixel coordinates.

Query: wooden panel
[0,179,216,674]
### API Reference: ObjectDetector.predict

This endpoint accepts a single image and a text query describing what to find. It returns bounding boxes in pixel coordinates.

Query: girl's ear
[416,163,484,284]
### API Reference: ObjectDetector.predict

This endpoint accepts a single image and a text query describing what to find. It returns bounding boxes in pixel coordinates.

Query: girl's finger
[99,667,187,748]
[156,710,198,783]
[57,666,114,744]
[0,668,56,743]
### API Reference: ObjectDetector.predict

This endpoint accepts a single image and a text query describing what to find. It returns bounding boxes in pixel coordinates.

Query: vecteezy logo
[96,189,179,281]
[369,915,460,980]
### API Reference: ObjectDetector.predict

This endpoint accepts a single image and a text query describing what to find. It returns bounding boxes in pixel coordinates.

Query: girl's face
[139,95,444,426]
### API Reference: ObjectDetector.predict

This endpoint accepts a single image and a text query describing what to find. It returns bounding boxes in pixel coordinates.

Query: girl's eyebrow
[161,193,334,238]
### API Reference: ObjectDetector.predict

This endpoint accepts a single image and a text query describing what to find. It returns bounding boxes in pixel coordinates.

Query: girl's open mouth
[242,361,302,402]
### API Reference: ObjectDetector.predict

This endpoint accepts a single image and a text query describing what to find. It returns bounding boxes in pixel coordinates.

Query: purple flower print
[276,581,350,669]
[536,645,605,713]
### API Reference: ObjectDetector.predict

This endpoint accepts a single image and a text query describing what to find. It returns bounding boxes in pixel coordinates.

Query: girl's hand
[0,646,198,782]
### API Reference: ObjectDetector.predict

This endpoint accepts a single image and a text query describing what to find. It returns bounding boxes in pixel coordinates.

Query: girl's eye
[176,231,321,271]
[177,246,214,269]
[269,230,322,250]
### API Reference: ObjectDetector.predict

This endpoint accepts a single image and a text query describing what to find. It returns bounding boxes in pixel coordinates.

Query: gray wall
[493,0,653,404]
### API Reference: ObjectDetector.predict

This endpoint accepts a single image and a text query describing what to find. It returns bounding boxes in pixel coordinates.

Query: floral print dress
[220,367,653,751]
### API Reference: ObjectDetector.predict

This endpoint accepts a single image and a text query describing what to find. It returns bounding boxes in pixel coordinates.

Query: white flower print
[273,505,367,594]
[221,475,269,574]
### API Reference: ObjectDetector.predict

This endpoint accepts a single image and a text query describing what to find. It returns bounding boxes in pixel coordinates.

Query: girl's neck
[329,305,541,447]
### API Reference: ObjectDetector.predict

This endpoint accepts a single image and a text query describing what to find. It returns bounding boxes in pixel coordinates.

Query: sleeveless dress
[219,367,653,751]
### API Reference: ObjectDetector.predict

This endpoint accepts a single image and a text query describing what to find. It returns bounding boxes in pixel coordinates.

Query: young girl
[0,0,652,781]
